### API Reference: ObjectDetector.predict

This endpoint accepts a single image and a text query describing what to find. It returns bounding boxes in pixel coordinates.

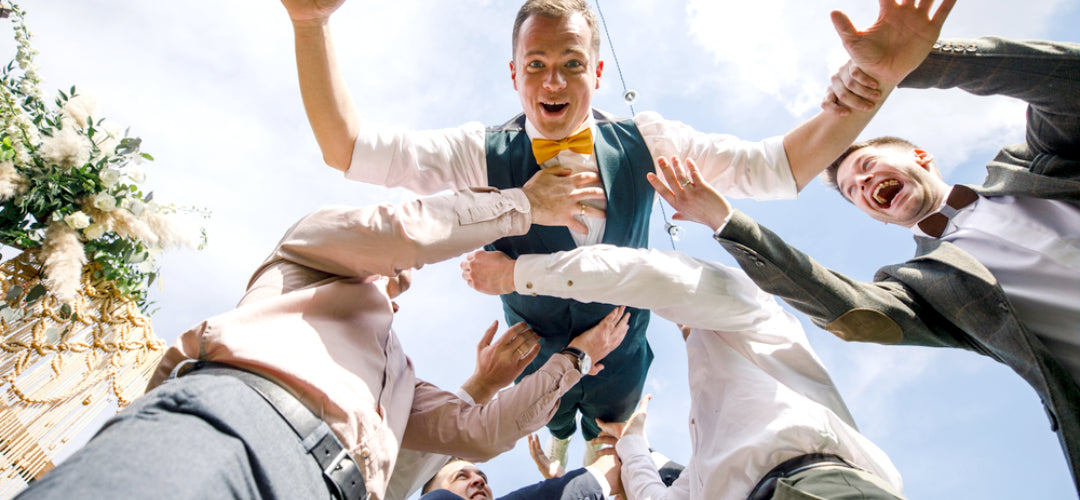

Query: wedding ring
[580,203,586,217]
[682,180,694,188]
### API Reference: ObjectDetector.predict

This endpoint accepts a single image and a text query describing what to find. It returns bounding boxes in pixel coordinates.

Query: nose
[542,67,566,91]
[856,172,873,190]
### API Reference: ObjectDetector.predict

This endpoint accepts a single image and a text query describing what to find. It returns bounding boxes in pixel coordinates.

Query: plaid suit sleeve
[901,37,1080,159]
[715,210,976,351]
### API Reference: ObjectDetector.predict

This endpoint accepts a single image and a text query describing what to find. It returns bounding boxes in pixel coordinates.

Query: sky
[3,0,1080,498]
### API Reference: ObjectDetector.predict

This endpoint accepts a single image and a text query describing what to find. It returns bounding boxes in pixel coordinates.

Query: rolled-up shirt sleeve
[346,123,489,194]
[635,111,797,200]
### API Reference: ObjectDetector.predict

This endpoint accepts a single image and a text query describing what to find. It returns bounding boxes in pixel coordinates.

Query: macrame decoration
[0,250,164,497]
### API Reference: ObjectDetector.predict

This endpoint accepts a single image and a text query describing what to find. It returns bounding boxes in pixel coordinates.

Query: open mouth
[872,179,902,208]
[541,102,568,113]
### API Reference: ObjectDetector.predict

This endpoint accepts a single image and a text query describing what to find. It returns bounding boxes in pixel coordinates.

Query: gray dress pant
[16,371,332,500]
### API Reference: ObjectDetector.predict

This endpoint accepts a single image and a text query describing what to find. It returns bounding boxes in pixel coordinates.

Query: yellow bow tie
[531,127,594,164]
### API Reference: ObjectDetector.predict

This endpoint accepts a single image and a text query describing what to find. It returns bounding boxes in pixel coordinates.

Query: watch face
[579,353,592,375]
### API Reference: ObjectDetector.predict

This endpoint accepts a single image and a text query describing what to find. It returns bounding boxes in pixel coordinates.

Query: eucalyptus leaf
[24,284,47,304]
[5,284,22,302]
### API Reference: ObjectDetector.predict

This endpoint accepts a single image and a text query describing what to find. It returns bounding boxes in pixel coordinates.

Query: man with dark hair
[280,0,953,463]
[644,30,1080,488]
[418,454,621,500]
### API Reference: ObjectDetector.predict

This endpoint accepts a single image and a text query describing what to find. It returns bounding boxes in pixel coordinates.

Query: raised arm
[282,0,360,171]
[256,187,531,284]
[784,0,955,190]
[401,306,629,460]
[461,244,771,333]
[902,37,1080,158]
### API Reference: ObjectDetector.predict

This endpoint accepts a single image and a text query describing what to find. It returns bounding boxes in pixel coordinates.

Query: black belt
[746,453,854,500]
[182,361,368,500]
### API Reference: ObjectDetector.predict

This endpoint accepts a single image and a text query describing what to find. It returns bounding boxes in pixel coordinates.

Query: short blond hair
[512,0,602,58]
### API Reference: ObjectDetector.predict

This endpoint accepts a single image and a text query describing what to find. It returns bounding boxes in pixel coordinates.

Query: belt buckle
[312,433,368,500]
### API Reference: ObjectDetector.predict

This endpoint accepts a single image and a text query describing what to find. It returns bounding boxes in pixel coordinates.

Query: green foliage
[0,2,206,313]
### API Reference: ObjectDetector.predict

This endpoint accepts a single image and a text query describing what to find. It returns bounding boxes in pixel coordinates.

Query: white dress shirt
[347,111,797,247]
[911,187,1080,382]
[514,246,903,500]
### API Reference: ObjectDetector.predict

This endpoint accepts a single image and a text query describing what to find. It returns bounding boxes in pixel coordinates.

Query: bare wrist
[461,376,496,405]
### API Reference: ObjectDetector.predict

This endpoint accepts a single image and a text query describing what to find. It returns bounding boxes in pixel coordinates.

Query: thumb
[830,10,858,41]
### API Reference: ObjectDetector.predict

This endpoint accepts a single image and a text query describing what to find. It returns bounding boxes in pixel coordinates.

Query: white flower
[91,192,117,212]
[97,122,123,158]
[83,223,106,240]
[60,93,99,129]
[38,126,91,169]
[64,211,91,229]
[121,197,146,216]
[126,166,145,183]
[99,168,121,187]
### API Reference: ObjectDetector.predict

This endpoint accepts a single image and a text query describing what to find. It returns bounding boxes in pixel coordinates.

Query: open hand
[527,434,566,479]
[831,0,957,86]
[461,321,539,403]
[568,306,630,375]
[647,157,732,232]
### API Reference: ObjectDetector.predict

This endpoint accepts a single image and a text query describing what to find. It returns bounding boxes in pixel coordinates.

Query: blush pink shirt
[150,187,583,500]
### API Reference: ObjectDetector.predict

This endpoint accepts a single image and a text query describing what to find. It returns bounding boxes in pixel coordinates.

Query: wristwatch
[560,347,591,376]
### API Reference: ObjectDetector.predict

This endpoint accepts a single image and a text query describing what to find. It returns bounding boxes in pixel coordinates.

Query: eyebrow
[522,47,588,59]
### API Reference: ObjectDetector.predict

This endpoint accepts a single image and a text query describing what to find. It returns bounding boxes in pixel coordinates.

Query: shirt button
[360,449,371,459]
[567,280,574,287]
[526,282,533,289]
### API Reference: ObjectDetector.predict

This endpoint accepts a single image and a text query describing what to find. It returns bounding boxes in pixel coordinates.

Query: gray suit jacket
[716,37,1080,490]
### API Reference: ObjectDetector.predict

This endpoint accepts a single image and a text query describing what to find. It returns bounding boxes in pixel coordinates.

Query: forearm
[292,19,360,171]
[514,245,771,332]
[782,85,894,191]
[265,188,531,280]
[402,354,580,461]
[616,434,677,500]
[715,210,942,346]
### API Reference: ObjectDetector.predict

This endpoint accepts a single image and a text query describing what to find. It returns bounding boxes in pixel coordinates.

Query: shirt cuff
[761,135,799,199]
[616,434,651,462]
[513,254,548,297]
[454,387,476,405]
[711,210,735,240]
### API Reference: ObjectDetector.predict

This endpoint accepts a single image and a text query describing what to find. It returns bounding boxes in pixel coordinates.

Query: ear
[509,61,518,91]
[913,148,935,170]
[594,60,604,89]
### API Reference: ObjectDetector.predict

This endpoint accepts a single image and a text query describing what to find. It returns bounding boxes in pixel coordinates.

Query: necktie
[917,184,979,238]
[531,127,594,164]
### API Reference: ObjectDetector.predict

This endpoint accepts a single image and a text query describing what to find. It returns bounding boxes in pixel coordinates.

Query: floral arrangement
[0,2,206,312]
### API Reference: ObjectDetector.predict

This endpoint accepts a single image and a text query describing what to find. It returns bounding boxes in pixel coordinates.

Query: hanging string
[593,0,681,249]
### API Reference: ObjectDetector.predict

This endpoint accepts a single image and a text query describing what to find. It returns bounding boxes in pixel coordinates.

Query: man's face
[433,461,492,500]
[835,145,950,227]
[510,12,603,140]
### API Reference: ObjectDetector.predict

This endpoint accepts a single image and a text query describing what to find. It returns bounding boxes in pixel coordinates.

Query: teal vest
[485,109,655,381]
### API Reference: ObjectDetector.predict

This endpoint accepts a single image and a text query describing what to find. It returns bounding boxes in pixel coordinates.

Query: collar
[523,114,596,143]
[911,185,980,238]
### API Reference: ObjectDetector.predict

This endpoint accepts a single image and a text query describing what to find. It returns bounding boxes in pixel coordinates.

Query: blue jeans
[17,371,332,500]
